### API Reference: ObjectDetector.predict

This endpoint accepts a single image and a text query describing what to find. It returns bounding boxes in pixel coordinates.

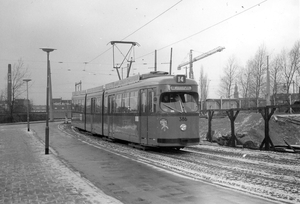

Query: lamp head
[40,47,56,53]
[23,79,31,82]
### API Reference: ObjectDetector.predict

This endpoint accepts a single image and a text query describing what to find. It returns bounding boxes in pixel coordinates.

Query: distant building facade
[31,98,71,118]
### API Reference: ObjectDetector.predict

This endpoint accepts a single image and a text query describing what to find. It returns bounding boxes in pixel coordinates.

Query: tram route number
[176,75,186,83]
[179,117,187,121]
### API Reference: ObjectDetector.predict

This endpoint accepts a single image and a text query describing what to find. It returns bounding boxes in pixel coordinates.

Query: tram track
[59,123,300,204]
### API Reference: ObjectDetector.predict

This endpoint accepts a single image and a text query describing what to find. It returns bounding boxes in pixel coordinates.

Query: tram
[71,71,200,148]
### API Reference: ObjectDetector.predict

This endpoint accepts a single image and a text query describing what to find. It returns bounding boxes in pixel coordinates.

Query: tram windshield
[160,92,198,113]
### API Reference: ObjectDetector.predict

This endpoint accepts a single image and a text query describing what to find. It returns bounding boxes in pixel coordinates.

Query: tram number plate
[179,117,187,121]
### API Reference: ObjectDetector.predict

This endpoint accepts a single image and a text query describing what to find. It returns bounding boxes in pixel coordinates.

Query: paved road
[29,122,281,204]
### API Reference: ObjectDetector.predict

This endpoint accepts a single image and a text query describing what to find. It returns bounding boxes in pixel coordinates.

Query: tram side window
[141,92,147,113]
[75,99,79,112]
[123,92,130,113]
[148,89,156,113]
[108,95,115,114]
[95,97,102,113]
[90,98,95,114]
[129,91,138,113]
[72,99,76,111]
[80,99,84,112]
[86,98,91,114]
[78,99,82,112]
[104,96,108,113]
[115,94,122,113]
[82,99,85,112]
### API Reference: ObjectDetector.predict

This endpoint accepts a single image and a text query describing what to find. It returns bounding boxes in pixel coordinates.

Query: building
[52,98,72,118]
[0,100,7,113]
[32,105,46,112]
[32,98,72,119]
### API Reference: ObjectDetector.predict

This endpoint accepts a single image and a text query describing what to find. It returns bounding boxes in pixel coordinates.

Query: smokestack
[7,64,12,111]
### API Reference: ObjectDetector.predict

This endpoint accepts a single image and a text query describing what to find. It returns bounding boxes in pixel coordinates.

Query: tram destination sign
[170,86,192,91]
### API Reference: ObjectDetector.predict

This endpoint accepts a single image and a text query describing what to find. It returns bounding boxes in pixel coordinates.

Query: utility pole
[75,81,82,91]
[23,79,31,131]
[154,50,157,72]
[266,56,270,105]
[189,50,194,79]
[7,64,12,114]
[169,48,173,75]
[49,62,54,121]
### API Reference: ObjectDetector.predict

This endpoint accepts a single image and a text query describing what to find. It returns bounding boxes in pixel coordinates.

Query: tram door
[140,88,156,145]
[90,98,95,133]
[107,95,115,137]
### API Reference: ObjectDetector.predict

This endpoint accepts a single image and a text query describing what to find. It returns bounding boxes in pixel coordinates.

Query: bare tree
[198,65,209,102]
[277,42,300,95]
[289,40,300,93]
[249,44,268,101]
[6,59,31,116]
[270,54,285,96]
[237,61,252,98]
[219,56,239,98]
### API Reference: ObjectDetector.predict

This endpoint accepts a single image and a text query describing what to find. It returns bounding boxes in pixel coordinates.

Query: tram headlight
[180,124,187,131]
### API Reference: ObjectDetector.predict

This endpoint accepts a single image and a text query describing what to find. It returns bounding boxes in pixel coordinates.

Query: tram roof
[72,72,198,96]
[105,71,198,91]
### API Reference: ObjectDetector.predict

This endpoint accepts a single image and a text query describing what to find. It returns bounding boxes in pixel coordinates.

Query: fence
[201,104,300,152]
[0,110,71,123]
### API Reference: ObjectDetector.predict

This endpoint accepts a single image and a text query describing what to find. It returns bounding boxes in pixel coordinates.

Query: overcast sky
[0,0,299,105]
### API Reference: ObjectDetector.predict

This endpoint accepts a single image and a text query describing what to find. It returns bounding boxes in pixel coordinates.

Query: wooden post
[259,106,276,150]
[207,110,214,142]
[226,109,240,147]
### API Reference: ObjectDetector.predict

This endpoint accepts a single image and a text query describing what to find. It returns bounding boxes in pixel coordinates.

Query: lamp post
[23,79,31,131]
[40,47,56,155]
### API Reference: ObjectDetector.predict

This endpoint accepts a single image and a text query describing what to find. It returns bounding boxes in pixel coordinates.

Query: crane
[177,46,225,79]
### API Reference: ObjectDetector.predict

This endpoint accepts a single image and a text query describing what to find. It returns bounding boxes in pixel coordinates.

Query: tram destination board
[170,86,192,91]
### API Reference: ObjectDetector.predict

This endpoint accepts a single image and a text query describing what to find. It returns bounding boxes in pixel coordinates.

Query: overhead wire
[136,0,268,60]
[1,1,183,72]
[87,0,183,64]
[120,0,183,41]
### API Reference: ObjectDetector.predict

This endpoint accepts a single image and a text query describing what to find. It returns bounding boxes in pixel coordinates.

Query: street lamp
[40,47,56,155]
[23,79,31,131]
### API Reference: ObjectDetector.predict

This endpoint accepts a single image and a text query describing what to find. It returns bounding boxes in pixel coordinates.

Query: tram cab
[139,74,200,148]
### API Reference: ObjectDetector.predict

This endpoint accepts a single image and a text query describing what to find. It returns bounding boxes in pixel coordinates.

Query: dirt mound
[199,112,300,148]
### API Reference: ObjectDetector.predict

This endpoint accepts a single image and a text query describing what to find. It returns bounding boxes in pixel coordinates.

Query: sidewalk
[0,124,123,204]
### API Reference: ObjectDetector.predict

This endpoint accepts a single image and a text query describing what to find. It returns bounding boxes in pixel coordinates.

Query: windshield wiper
[162,103,182,113]
[178,99,187,113]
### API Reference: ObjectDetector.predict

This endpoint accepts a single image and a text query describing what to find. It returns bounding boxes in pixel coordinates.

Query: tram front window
[160,93,198,113]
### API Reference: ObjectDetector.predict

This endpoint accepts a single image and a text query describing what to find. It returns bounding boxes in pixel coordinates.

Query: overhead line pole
[169,48,173,75]
[189,50,193,79]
